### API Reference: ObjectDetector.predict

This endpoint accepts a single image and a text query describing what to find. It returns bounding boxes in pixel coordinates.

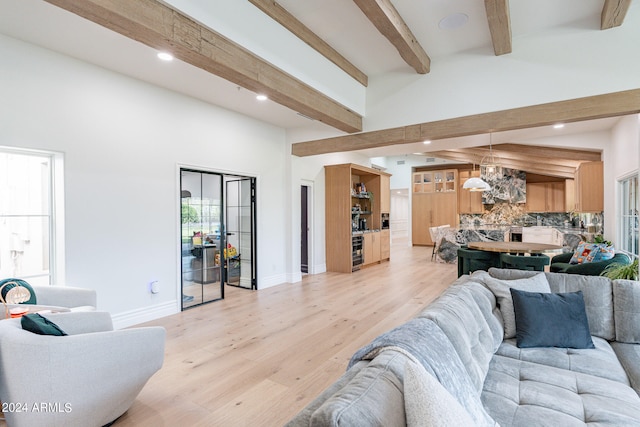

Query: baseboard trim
[112,300,178,329]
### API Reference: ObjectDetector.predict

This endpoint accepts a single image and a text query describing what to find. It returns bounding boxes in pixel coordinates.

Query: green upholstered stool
[500,253,550,272]
[457,247,500,277]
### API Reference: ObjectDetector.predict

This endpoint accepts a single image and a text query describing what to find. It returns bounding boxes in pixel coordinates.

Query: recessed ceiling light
[423,140,431,145]
[439,13,469,30]
[256,94,268,101]
[553,124,565,129]
[157,52,173,61]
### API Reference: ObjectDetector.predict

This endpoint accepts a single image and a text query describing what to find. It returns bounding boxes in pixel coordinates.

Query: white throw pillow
[482,272,551,339]
[404,360,476,427]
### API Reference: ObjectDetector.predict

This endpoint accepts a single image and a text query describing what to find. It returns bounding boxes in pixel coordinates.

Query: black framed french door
[180,169,225,309]
[224,177,257,290]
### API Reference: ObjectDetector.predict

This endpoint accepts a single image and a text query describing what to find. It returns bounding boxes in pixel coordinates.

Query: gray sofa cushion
[348,318,496,427]
[613,279,640,344]
[284,361,368,427]
[496,337,630,384]
[418,282,503,392]
[309,351,407,427]
[488,268,616,341]
[611,342,640,397]
[547,273,615,341]
[482,355,640,426]
[479,272,551,339]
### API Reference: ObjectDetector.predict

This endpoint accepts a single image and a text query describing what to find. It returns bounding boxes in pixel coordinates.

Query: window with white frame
[619,173,639,258]
[0,148,64,285]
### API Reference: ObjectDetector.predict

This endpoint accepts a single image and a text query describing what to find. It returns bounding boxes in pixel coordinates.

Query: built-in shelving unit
[325,163,391,273]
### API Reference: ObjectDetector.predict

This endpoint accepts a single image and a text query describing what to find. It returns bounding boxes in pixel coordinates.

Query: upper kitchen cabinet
[574,161,603,213]
[525,181,566,212]
[459,170,484,214]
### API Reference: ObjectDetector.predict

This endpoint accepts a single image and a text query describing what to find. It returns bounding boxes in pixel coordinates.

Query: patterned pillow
[569,242,600,264]
[570,242,616,264]
[592,244,615,262]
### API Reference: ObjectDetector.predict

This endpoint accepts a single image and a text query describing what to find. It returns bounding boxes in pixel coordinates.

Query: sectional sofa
[286,268,640,426]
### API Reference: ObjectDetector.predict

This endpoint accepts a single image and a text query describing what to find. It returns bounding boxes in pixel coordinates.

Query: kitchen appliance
[359,218,367,231]
[352,235,363,271]
[509,226,523,242]
[381,213,390,229]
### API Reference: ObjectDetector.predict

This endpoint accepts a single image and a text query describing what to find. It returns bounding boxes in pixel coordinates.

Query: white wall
[364,9,640,131]
[605,115,640,244]
[0,34,291,327]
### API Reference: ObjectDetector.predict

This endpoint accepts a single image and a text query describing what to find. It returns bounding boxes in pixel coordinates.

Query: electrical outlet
[149,280,160,294]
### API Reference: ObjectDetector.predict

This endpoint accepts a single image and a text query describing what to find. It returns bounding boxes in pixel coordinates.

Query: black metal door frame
[180,168,225,310]
[224,177,257,290]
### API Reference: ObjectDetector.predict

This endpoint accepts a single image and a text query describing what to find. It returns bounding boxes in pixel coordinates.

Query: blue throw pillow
[510,289,595,349]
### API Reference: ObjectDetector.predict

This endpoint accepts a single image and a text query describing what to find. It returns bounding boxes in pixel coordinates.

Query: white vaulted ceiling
[1,0,638,155]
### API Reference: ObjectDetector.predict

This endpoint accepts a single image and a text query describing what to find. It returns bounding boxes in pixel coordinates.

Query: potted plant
[601,258,639,280]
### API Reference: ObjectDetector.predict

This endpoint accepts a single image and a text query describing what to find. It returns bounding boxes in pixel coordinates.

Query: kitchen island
[436,225,510,263]
[435,225,590,264]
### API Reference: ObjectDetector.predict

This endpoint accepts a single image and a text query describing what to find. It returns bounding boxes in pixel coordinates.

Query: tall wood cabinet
[325,164,392,273]
[574,161,603,212]
[412,169,458,246]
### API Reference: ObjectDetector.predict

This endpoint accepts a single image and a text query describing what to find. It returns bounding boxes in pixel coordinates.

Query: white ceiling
[0,0,633,153]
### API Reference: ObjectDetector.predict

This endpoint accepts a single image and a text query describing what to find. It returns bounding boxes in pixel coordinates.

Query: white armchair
[4,285,97,315]
[0,311,165,427]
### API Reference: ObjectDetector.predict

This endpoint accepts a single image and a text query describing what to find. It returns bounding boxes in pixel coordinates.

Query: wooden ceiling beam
[291,89,640,156]
[427,151,576,179]
[490,144,602,162]
[445,147,585,169]
[44,0,363,133]
[352,0,430,74]
[484,0,512,55]
[601,0,632,30]
[248,0,368,86]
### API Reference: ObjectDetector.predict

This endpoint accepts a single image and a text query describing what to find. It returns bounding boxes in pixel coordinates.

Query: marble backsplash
[460,204,603,232]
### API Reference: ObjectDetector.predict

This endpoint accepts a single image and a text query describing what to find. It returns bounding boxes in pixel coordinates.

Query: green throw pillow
[21,313,67,336]
[0,278,37,304]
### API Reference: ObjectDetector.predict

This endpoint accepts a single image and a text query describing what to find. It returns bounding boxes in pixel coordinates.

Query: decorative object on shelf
[0,279,33,319]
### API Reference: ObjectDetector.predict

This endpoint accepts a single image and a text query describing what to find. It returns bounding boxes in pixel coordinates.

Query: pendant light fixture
[463,162,491,192]
[480,132,502,180]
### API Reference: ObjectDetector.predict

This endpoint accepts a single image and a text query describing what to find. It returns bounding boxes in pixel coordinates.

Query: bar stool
[457,247,500,277]
[500,253,550,272]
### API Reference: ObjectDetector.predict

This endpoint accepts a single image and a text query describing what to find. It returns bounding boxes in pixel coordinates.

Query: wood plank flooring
[113,243,456,426]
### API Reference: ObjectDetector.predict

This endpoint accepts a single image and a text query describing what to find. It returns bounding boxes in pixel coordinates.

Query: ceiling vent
[397,160,405,165]
[426,157,436,163]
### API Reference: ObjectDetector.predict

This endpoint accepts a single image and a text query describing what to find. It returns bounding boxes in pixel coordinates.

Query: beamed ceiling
[428,144,602,179]
[4,0,638,171]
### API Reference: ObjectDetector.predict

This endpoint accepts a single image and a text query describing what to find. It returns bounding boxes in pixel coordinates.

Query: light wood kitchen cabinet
[380,174,390,213]
[458,170,484,214]
[413,168,458,246]
[363,232,381,265]
[380,229,390,259]
[574,161,603,212]
[325,163,391,273]
[525,182,566,212]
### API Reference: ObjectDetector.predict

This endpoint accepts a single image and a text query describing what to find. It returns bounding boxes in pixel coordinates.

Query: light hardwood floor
[112,242,456,426]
